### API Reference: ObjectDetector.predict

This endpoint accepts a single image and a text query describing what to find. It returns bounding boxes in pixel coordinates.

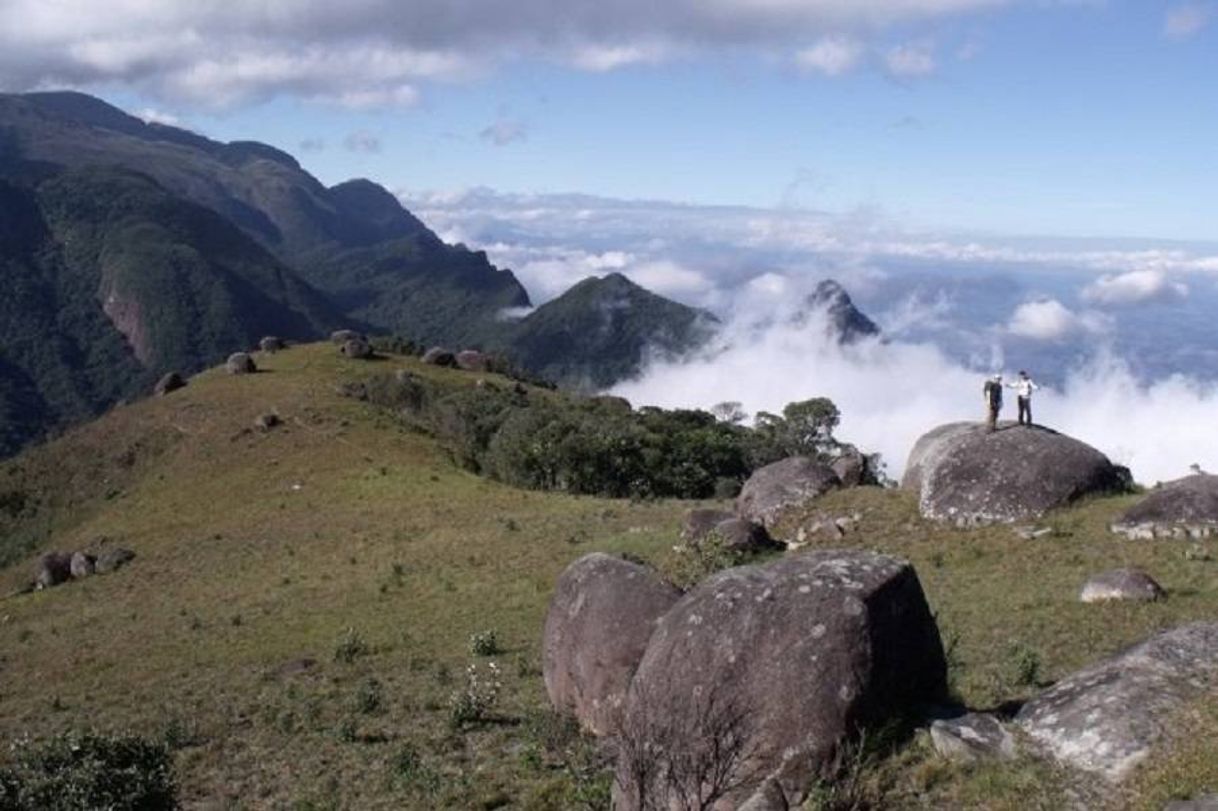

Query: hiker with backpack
[983,373,1003,431]
[1008,370,1040,426]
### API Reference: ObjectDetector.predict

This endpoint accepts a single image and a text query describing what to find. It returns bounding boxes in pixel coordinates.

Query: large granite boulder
[736,457,841,528]
[543,553,682,736]
[1017,622,1218,782]
[422,347,457,367]
[69,552,96,579]
[902,422,1130,525]
[614,550,946,809]
[259,336,286,352]
[34,552,72,589]
[225,352,257,375]
[330,329,364,344]
[339,338,372,359]
[1112,474,1218,539]
[153,372,186,396]
[95,547,136,574]
[680,509,776,553]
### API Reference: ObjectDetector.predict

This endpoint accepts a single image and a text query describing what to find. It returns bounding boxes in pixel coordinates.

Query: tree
[709,401,747,425]
[781,398,840,458]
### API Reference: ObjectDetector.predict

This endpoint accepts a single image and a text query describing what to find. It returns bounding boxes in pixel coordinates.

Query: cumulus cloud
[610,298,1218,485]
[343,130,382,153]
[796,36,865,76]
[885,41,937,76]
[135,107,182,126]
[1164,3,1212,38]
[1081,269,1189,306]
[0,0,1018,105]
[1007,299,1108,341]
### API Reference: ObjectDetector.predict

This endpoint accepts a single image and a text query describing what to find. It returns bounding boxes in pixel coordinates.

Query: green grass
[1,343,1216,809]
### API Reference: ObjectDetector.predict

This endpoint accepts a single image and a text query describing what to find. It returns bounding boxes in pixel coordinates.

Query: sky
[2,0,1216,242]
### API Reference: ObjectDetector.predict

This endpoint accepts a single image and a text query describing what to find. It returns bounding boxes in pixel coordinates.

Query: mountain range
[0,91,874,456]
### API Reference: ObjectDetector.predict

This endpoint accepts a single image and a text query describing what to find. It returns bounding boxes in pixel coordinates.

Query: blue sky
[4,1,1216,241]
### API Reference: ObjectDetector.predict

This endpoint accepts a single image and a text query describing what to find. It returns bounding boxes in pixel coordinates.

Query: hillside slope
[1,344,1216,809]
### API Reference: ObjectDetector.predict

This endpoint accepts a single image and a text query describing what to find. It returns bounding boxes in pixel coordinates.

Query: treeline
[348,371,874,500]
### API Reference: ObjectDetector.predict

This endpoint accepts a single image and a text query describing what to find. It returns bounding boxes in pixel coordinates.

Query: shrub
[388,745,442,795]
[353,678,383,715]
[448,662,502,730]
[333,628,370,664]
[0,731,178,810]
[469,629,502,657]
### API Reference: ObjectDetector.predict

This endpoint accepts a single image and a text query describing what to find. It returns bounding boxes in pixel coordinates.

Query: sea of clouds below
[406,188,1218,483]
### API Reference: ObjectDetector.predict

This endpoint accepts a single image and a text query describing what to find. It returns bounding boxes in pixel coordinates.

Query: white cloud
[0,0,1018,104]
[1081,269,1189,306]
[343,130,382,153]
[796,36,865,76]
[135,107,181,126]
[1006,299,1108,341]
[1164,3,1212,38]
[480,116,529,146]
[885,41,937,77]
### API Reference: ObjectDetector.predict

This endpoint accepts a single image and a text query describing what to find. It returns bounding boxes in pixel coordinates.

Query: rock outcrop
[1017,622,1218,782]
[902,422,1130,525]
[736,457,841,528]
[680,509,776,553]
[422,347,457,367]
[614,550,946,809]
[543,553,682,736]
[225,352,257,375]
[153,372,186,396]
[1079,568,1165,603]
[1112,474,1218,539]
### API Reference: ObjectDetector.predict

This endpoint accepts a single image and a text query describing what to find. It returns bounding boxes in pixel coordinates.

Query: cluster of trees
[354,373,869,500]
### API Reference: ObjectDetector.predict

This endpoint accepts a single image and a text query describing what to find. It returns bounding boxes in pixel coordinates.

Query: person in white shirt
[1008,370,1039,426]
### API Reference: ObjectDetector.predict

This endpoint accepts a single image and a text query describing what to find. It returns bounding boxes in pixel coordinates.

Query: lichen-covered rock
[614,550,946,809]
[330,329,364,344]
[1079,568,1165,603]
[543,553,682,736]
[902,422,1130,525]
[153,372,186,396]
[830,447,871,487]
[930,712,1017,763]
[35,552,72,589]
[1017,622,1218,782]
[95,547,136,574]
[69,552,96,579]
[259,336,286,352]
[736,457,841,528]
[225,352,257,375]
[455,350,490,372]
[1112,474,1218,539]
[339,338,372,359]
[422,347,457,367]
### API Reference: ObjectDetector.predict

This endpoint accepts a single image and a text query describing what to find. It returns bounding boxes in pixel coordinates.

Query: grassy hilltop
[0,344,1216,809]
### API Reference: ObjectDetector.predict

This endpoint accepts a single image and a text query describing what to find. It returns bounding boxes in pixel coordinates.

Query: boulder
[330,329,364,344]
[34,552,72,589]
[455,349,490,372]
[421,346,457,367]
[830,447,870,487]
[736,457,841,528]
[681,509,777,553]
[69,552,96,579]
[255,413,282,431]
[153,372,186,396]
[259,336,286,352]
[1079,568,1165,603]
[1112,474,1218,539]
[929,712,1017,763]
[615,550,946,809]
[95,547,136,574]
[339,338,373,359]
[901,422,1130,525]
[225,352,257,375]
[543,553,682,736]
[1017,622,1218,782]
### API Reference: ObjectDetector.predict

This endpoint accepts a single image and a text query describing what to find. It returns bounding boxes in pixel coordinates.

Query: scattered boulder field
[34,545,135,590]
[902,422,1132,526]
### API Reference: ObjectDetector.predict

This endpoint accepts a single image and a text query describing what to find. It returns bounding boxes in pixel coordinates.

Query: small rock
[95,547,136,574]
[339,338,372,359]
[259,336,286,352]
[930,712,1017,763]
[153,372,186,396]
[1080,568,1165,603]
[1014,526,1052,540]
[226,352,257,375]
[255,413,282,432]
[330,329,364,344]
[69,552,96,579]
[422,347,457,367]
[35,552,72,589]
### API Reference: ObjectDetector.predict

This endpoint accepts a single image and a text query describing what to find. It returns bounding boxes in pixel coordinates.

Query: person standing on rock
[983,374,1003,431]
[1008,370,1039,426]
